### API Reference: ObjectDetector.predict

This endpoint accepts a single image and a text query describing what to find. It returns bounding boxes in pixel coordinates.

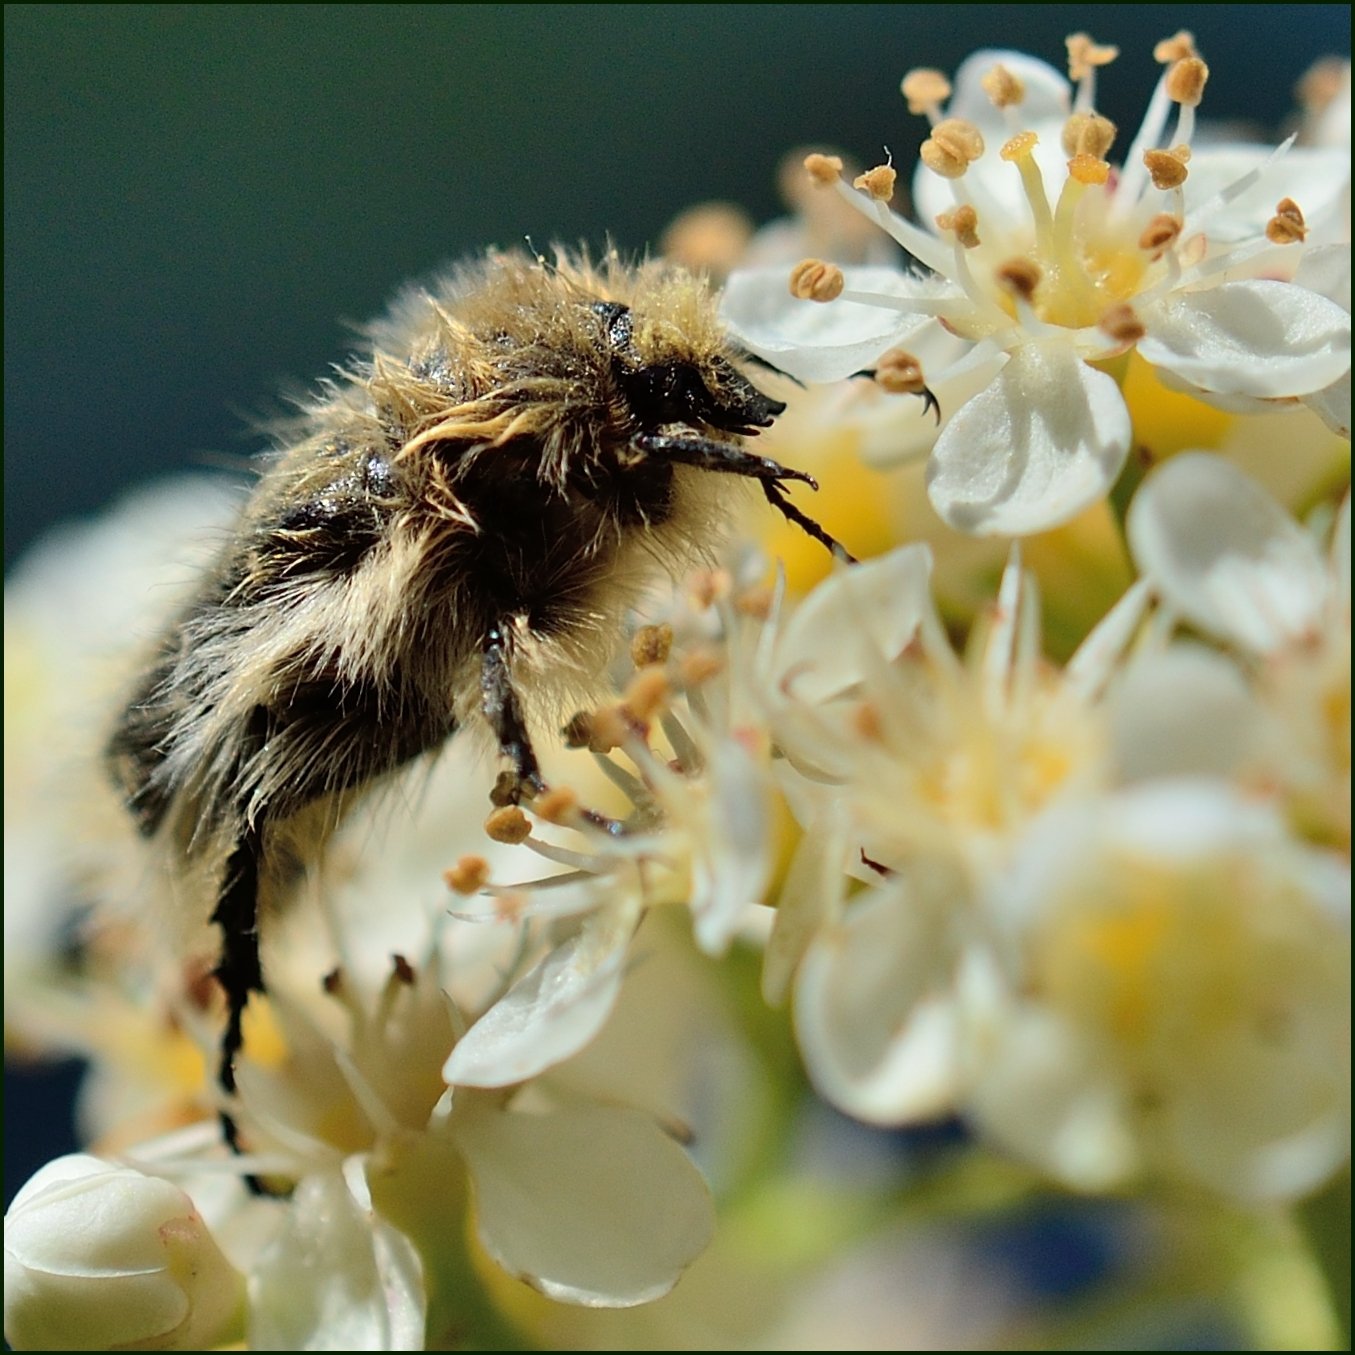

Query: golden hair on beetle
[104,246,849,1170]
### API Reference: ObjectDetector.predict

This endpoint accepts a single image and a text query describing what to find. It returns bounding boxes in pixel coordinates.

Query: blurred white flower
[4,1154,245,1351]
[966,780,1350,1201]
[723,37,1352,535]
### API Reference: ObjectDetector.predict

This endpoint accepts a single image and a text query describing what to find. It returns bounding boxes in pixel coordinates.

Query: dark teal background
[5,4,1350,568]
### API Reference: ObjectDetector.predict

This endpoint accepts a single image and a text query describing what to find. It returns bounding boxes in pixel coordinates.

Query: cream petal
[771,543,934,704]
[1107,645,1265,783]
[794,870,968,1124]
[442,901,635,1088]
[248,1166,425,1351]
[1139,280,1352,398]
[927,346,1131,535]
[1128,453,1328,652]
[456,1101,715,1307]
[720,266,940,382]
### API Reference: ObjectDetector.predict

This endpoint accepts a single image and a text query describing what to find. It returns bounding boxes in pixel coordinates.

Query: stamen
[803,152,845,187]
[901,67,952,122]
[1098,303,1147,347]
[789,258,845,302]
[660,202,754,277]
[1143,147,1189,190]
[996,258,1042,304]
[623,668,670,722]
[1138,212,1182,258]
[1296,56,1347,114]
[1165,56,1209,146]
[1065,32,1119,113]
[851,699,885,742]
[485,806,532,845]
[875,348,928,396]
[921,118,985,178]
[444,855,491,895]
[534,786,582,826]
[936,204,981,248]
[1265,197,1308,245]
[1001,132,1055,246]
[853,163,897,203]
[736,584,776,620]
[981,63,1025,109]
[586,704,634,753]
[1153,31,1198,63]
[562,711,594,748]
[679,648,725,686]
[631,623,673,668]
[1062,111,1117,159]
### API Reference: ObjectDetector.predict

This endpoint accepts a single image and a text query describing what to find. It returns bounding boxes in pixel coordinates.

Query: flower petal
[457,1101,715,1307]
[927,346,1131,535]
[1139,280,1352,398]
[771,544,934,704]
[442,900,635,1087]
[1128,453,1328,652]
[249,1166,425,1351]
[794,869,968,1124]
[720,266,940,382]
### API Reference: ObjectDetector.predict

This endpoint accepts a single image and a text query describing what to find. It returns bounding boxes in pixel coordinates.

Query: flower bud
[4,1155,244,1351]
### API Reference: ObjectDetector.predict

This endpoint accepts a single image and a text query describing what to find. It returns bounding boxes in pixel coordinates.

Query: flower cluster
[6,28,1352,1355]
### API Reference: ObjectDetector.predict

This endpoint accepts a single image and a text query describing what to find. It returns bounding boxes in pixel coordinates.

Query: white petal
[794,871,968,1124]
[688,740,774,956]
[1108,645,1265,782]
[720,266,941,382]
[927,345,1131,535]
[1302,369,1351,438]
[456,1101,715,1307]
[1139,280,1352,398]
[248,1167,425,1351]
[762,812,847,1006]
[1128,453,1328,652]
[442,901,635,1087]
[771,543,934,704]
[1182,147,1353,245]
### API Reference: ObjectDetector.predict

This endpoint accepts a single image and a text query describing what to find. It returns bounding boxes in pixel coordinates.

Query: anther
[790,258,845,302]
[853,163,897,202]
[623,668,670,722]
[875,348,928,396]
[1138,212,1182,257]
[390,954,415,986]
[679,648,725,687]
[803,153,845,187]
[1098,303,1147,346]
[1067,154,1111,186]
[659,202,754,277]
[631,623,674,669]
[936,204,981,248]
[996,258,1042,303]
[980,63,1025,109]
[900,68,952,117]
[735,584,775,620]
[444,855,491,895]
[1065,33,1119,82]
[533,786,581,826]
[586,705,632,754]
[921,118,985,178]
[1165,56,1209,107]
[1153,31,1198,64]
[562,711,594,748]
[322,967,344,995]
[1296,57,1347,115]
[851,700,884,742]
[485,805,532,845]
[1143,148,1189,190]
[1062,111,1117,159]
[1265,198,1308,245]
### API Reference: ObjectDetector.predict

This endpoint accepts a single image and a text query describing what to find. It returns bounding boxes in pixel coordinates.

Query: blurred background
[5,6,1351,1344]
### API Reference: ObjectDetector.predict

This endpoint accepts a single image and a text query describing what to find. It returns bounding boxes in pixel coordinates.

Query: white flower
[1129,452,1351,851]
[3,1154,245,1351]
[722,38,1352,535]
[966,781,1350,1201]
